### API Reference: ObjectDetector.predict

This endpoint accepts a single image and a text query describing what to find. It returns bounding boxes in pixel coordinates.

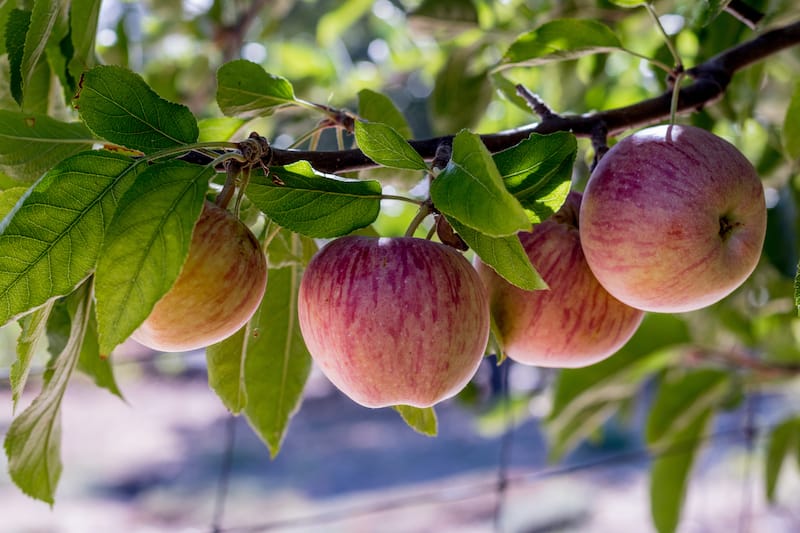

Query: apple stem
[404,201,434,237]
[216,160,242,209]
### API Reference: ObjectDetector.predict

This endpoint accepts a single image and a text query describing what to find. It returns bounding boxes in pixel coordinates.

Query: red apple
[132,201,267,351]
[297,236,490,408]
[476,192,644,368]
[579,124,766,313]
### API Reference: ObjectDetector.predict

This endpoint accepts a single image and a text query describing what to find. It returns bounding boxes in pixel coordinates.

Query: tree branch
[266,20,800,174]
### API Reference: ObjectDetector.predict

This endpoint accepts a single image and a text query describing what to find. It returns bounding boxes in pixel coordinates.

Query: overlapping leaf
[0,151,142,328]
[216,60,298,118]
[75,65,198,154]
[246,162,382,237]
[12,300,54,412]
[95,161,212,355]
[358,89,413,138]
[0,110,96,182]
[431,130,529,237]
[354,120,427,171]
[243,263,313,457]
[497,19,624,70]
[765,417,800,502]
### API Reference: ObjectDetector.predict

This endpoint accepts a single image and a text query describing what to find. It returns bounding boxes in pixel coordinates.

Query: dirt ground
[1,354,799,533]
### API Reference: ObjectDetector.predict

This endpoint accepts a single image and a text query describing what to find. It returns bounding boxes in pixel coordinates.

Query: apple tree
[1,0,800,531]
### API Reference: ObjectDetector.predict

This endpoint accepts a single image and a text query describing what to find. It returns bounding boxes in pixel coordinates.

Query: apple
[579,124,766,313]
[297,236,490,408]
[131,201,267,351]
[476,191,645,368]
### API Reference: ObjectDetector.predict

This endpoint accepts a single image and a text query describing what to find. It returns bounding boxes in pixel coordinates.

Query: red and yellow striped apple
[476,191,644,368]
[580,124,767,313]
[132,201,267,352]
[297,236,490,408]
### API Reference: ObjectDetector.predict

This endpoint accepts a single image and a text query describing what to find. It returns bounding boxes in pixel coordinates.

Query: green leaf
[77,309,123,399]
[247,162,382,238]
[66,0,101,84]
[765,417,800,502]
[783,80,800,161]
[650,409,713,533]
[197,117,246,143]
[75,65,199,154]
[645,369,730,450]
[95,161,213,355]
[0,110,96,182]
[12,300,55,412]
[6,9,31,106]
[494,132,576,223]
[450,217,546,291]
[498,19,624,70]
[4,280,92,504]
[216,60,298,118]
[430,130,530,237]
[20,0,68,108]
[358,89,412,139]
[207,326,249,414]
[393,405,438,436]
[693,0,731,27]
[0,151,142,328]
[317,0,373,47]
[354,120,428,171]
[546,400,621,461]
[244,261,313,457]
[410,0,479,26]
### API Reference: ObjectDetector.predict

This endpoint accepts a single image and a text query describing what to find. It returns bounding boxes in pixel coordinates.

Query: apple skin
[131,201,267,352]
[476,192,645,368]
[297,236,490,408]
[579,124,767,313]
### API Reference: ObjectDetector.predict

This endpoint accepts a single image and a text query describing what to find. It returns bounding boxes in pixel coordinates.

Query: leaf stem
[645,2,683,70]
[404,201,434,238]
[381,194,424,206]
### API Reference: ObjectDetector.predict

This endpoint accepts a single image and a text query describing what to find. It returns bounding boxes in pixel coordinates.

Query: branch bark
[266,19,800,174]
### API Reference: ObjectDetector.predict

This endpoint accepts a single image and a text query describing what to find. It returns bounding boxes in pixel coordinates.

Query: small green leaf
[0,110,96,182]
[244,260,314,457]
[650,409,713,533]
[450,217,546,291]
[0,1,14,55]
[247,162,382,238]
[95,161,212,355]
[197,117,246,143]
[498,19,623,70]
[12,300,55,412]
[358,89,412,139]
[431,130,530,237]
[393,405,438,436]
[75,65,199,154]
[354,120,428,171]
[494,132,576,223]
[783,81,800,161]
[4,281,92,504]
[6,9,31,106]
[216,60,298,118]
[765,417,800,502]
[0,151,143,328]
[207,327,249,414]
[546,401,621,461]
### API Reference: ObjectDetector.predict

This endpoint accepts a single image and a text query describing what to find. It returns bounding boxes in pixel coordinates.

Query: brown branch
[265,19,800,174]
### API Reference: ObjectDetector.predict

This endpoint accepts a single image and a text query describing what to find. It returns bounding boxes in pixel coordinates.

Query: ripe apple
[297,236,490,408]
[131,201,267,352]
[476,191,645,368]
[579,124,766,313]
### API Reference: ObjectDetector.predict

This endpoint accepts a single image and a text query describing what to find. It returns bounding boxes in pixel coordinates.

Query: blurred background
[3,0,800,531]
